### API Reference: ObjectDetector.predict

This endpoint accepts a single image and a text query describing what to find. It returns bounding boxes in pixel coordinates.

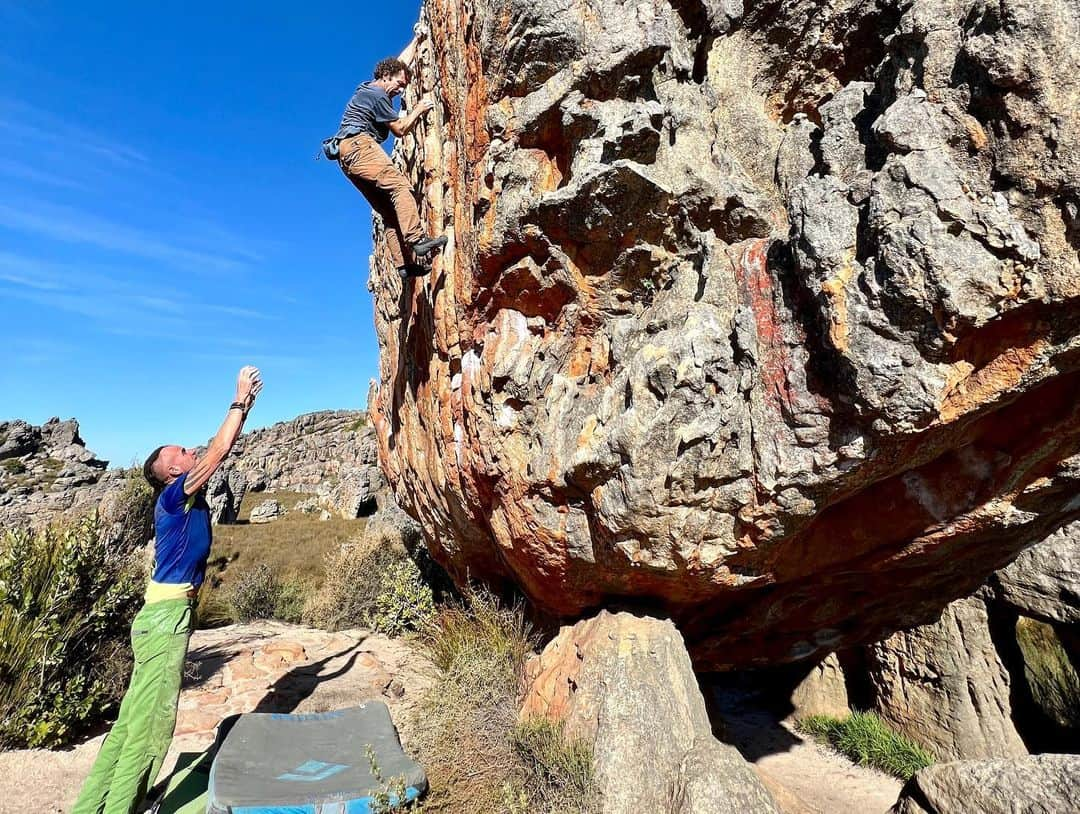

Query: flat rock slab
[0,622,431,813]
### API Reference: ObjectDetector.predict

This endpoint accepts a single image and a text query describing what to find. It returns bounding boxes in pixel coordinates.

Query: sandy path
[711,686,902,814]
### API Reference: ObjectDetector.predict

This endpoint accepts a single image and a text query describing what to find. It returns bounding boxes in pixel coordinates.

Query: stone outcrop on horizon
[369,0,1080,668]
[211,410,383,519]
[0,410,381,529]
[0,418,121,530]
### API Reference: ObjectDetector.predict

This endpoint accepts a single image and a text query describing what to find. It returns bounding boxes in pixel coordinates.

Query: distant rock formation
[212,410,383,519]
[0,418,121,530]
[369,0,1080,668]
[0,410,382,530]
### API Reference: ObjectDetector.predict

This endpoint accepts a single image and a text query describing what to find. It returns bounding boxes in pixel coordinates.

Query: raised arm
[183,366,263,495]
[398,34,418,66]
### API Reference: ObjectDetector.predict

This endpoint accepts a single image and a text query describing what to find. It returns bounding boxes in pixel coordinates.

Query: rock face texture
[521,611,778,814]
[213,410,383,519]
[890,754,1080,814]
[865,594,1027,760]
[991,521,1080,626]
[370,0,1080,668]
[0,418,121,530]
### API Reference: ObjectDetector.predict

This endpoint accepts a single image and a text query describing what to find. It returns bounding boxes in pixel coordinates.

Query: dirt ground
[711,685,902,814]
[1,625,903,814]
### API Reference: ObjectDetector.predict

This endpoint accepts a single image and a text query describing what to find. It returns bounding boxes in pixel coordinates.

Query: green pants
[73,598,194,814]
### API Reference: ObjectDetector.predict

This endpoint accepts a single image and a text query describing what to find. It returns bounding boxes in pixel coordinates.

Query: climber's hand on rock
[416,97,436,115]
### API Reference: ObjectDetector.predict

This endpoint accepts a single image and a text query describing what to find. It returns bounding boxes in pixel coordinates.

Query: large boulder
[369,0,1080,669]
[865,595,1027,761]
[890,754,1080,814]
[991,522,1080,626]
[520,611,778,814]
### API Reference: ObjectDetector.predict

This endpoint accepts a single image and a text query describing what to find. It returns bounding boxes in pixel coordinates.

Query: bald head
[142,445,197,490]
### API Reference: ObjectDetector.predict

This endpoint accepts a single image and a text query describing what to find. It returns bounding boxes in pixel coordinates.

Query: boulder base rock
[992,522,1080,626]
[789,653,852,720]
[866,595,1027,761]
[521,611,778,814]
[890,754,1080,814]
[370,0,1080,669]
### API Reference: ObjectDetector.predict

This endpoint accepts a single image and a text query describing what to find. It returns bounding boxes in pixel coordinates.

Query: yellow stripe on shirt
[145,579,196,604]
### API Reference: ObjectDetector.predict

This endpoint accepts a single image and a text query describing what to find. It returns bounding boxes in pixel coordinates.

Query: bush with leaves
[304,521,439,635]
[225,563,312,623]
[0,510,148,748]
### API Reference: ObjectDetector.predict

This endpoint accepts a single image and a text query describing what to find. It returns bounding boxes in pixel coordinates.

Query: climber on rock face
[331,35,447,280]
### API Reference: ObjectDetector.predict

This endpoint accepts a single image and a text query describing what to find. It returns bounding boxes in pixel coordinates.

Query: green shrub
[274,576,313,624]
[0,514,147,748]
[796,711,934,780]
[511,718,597,814]
[369,559,436,637]
[0,458,26,475]
[225,564,312,623]
[349,416,368,433]
[409,590,598,814]
[304,525,437,635]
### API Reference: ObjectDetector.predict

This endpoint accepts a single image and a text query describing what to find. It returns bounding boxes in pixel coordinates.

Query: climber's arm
[183,367,262,496]
[388,98,435,137]
[399,35,418,66]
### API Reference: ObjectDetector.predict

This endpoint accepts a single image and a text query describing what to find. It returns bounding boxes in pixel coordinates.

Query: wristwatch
[229,402,246,412]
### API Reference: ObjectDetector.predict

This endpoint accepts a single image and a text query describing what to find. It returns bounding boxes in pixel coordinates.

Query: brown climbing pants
[339,134,424,269]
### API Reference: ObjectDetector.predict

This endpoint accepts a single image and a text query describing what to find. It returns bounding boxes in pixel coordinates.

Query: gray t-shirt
[335,81,399,144]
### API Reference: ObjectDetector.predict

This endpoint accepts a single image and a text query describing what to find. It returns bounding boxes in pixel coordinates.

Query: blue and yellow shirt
[145,473,211,603]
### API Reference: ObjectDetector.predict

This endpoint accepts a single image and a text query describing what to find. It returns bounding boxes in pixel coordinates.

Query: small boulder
[890,754,1080,814]
[789,652,852,719]
[521,611,778,814]
[249,499,285,524]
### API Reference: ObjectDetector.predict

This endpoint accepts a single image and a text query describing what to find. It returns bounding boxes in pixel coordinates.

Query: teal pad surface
[207,702,426,814]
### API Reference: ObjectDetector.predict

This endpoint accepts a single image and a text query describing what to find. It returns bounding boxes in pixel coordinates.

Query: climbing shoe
[398,264,430,279]
[410,235,448,258]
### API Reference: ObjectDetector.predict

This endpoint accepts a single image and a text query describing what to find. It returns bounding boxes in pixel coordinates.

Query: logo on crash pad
[277,760,350,782]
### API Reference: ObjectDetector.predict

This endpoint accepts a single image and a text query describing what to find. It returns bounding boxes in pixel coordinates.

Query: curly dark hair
[374,57,411,81]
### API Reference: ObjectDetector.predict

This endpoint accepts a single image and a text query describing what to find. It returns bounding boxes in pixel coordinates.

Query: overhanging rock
[369,0,1080,669]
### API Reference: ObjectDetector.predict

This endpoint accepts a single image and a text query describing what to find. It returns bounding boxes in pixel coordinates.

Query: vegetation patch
[796,711,934,780]
[0,479,151,748]
[197,491,364,627]
[0,458,26,475]
[408,591,599,814]
[349,415,369,433]
[304,520,436,635]
[224,563,311,623]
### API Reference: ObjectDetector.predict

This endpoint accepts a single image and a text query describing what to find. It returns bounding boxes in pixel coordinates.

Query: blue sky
[0,1,422,466]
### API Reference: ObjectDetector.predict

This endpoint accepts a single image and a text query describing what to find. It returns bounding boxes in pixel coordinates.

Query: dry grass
[409,591,598,814]
[197,491,365,627]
